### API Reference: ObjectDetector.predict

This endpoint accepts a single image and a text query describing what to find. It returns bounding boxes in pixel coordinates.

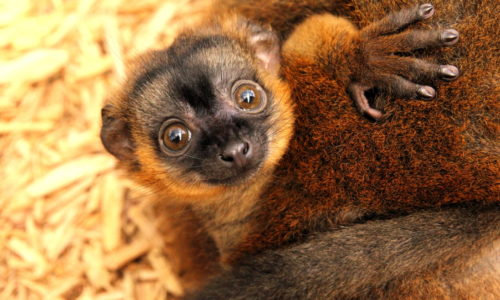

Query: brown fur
[226,0,499,260]
[188,205,500,299]
[100,0,499,297]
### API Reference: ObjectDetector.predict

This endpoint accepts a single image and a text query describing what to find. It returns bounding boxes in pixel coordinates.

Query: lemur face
[101,23,294,192]
[131,35,276,184]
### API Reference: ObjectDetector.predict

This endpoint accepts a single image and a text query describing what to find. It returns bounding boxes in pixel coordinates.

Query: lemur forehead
[132,34,244,97]
[130,34,258,116]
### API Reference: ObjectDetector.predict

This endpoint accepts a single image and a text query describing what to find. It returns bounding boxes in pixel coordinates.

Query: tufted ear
[100,104,136,161]
[247,24,281,75]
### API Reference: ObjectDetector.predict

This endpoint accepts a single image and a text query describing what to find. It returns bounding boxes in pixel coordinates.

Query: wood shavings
[132,1,188,53]
[82,241,112,289]
[0,121,54,133]
[0,0,211,299]
[0,0,31,26]
[0,49,69,83]
[7,238,50,278]
[26,154,115,198]
[104,238,152,271]
[101,173,124,252]
[148,249,184,297]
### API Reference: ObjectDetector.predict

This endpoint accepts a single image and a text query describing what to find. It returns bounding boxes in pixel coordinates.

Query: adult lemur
[101,0,499,298]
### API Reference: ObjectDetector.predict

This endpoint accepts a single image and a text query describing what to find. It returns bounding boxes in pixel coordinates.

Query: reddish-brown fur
[226,0,499,261]
[101,0,499,296]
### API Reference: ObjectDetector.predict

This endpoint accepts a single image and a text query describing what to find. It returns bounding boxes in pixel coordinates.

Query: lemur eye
[232,80,267,113]
[159,119,191,155]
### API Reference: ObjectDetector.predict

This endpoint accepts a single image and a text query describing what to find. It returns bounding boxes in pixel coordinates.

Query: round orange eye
[160,121,191,153]
[232,80,267,113]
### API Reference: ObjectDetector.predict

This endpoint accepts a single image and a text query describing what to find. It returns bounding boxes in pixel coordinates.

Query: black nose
[219,141,251,168]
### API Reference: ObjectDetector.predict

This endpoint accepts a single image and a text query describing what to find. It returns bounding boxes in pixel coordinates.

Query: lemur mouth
[203,162,262,186]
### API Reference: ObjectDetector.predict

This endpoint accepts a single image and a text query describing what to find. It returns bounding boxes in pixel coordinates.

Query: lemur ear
[247,24,281,75]
[100,104,136,161]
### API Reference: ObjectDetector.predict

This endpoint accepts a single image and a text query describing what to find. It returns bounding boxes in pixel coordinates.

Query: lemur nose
[219,141,251,168]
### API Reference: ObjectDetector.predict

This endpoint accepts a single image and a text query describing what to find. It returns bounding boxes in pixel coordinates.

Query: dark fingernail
[439,65,460,81]
[441,29,459,45]
[418,86,436,99]
[419,4,434,19]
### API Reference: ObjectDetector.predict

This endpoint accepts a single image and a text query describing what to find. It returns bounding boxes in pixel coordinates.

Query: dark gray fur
[188,205,500,299]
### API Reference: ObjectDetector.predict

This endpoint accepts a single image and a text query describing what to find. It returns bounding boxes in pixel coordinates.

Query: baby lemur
[101,0,499,298]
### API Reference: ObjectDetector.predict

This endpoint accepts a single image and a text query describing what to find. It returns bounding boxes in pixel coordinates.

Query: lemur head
[101,16,294,201]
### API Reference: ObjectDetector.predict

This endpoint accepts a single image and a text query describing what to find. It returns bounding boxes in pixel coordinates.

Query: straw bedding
[0,0,210,299]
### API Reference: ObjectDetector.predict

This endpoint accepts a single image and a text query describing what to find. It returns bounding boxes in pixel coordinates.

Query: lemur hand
[348,3,459,120]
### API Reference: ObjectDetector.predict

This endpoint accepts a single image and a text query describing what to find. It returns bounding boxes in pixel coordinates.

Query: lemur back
[226,0,499,259]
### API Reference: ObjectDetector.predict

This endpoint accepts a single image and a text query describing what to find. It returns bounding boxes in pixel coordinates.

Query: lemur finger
[438,65,460,81]
[348,83,384,120]
[382,75,436,100]
[370,56,460,82]
[361,3,434,38]
[373,29,459,53]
